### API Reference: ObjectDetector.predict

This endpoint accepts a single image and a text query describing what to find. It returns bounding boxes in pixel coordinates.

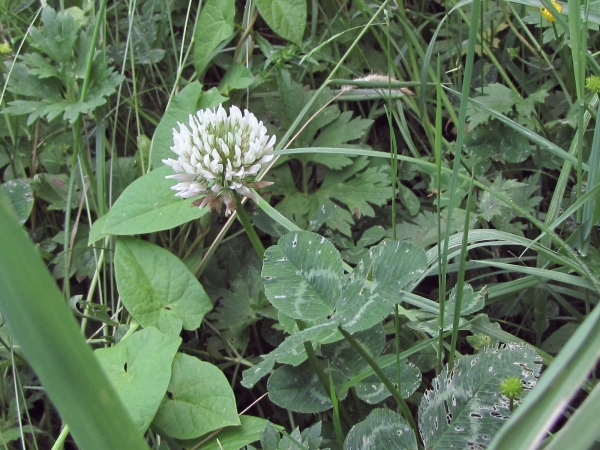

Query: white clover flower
[163,104,275,215]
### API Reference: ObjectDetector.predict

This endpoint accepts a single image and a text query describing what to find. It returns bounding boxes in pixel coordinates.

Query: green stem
[234,195,265,259]
[51,425,70,450]
[338,325,418,437]
[296,320,352,429]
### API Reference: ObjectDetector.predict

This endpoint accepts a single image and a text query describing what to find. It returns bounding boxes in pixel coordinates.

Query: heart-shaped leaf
[94,327,181,433]
[115,237,212,334]
[152,353,240,439]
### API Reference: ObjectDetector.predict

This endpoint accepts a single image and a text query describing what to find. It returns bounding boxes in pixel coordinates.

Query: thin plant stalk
[440,0,481,366]
[338,325,418,440]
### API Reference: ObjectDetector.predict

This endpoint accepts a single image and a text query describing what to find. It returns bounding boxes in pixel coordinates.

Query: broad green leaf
[343,408,418,450]
[197,87,228,110]
[193,0,235,76]
[95,328,181,433]
[321,324,421,403]
[218,62,254,95]
[255,0,306,45]
[241,352,278,389]
[338,226,386,264]
[179,415,269,450]
[262,231,344,320]
[102,166,208,235]
[355,361,421,404]
[466,84,520,129]
[392,209,471,249]
[31,173,81,210]
[322,324,386,380]
[312,111,374,149]
[2,178,33,225]
[150,82,203,169]
[541,322,579,354]
[115,237,212,333]
[336,240,427,333]
[260,422,281,449]
[88,213,109,245]
[478,176,529,222]
[51,224,96,280]
[398,183,421,216]
[267,359,345,413]
[464,121,531,165]
[419,343,541,449]
[0,193,149,449]
[153,353,240,439]
[410,284,486,335]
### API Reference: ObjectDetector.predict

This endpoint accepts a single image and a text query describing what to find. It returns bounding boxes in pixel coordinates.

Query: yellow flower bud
[540,0,562,22]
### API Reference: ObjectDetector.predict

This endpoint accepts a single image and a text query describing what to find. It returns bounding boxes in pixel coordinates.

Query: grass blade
[0,195,149,450]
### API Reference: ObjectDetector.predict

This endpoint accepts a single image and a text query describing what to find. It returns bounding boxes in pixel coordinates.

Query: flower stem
[234,194,265,259]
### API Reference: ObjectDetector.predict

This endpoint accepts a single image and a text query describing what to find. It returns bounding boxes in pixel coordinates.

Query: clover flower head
[163,104,275,216]
[540,0,562,22]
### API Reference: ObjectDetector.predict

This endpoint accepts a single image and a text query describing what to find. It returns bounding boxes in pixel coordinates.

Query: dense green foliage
[1,0,600,448]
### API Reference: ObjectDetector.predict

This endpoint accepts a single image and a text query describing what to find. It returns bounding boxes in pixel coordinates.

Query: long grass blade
[0,196,149,449]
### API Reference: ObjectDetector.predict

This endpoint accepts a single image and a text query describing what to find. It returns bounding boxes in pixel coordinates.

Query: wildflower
[540,0,562,22]
[586,75,600,93]
[163,104,275,216]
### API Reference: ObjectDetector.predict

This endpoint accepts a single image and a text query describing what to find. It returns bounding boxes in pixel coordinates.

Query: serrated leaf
[152,353,240,439]
[256,0,306,45]
[101,166,208,235]
[343,408,418,450]
[516,89,548,119]
[478,175,528,222]
[2,62,61,100]
[312,111,373,148]
[29,7,80,65]
[115,237,212,333]
[339,225,386,264]
[193,0,235,76]
[262,231,344,320]
[467,84,520,129]
[150,82,203,169]
[318,164,391,218]
[94,327,181,433]
[418,343,542,449]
